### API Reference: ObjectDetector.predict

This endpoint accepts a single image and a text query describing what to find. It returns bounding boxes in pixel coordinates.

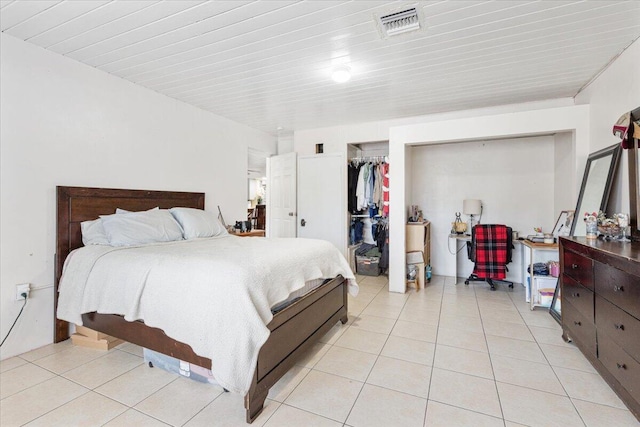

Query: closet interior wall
[348,141,389,276]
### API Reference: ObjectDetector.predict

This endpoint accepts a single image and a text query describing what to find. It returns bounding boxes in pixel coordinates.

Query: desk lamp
[463,199,482,233]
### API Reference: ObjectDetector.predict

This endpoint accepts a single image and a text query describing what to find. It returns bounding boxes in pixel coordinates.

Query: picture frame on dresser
[552,210,574,238]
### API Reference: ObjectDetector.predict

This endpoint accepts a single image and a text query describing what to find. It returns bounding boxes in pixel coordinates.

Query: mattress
[271,278,325,313]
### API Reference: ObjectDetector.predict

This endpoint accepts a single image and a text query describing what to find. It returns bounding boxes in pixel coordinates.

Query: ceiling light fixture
[332,66,351,83]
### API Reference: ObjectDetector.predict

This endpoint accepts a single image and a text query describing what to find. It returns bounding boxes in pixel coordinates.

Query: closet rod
[349,155,388,163]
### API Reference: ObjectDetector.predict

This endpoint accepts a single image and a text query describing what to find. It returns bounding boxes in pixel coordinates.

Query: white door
[267,152,297,238]
[298,153,346,255]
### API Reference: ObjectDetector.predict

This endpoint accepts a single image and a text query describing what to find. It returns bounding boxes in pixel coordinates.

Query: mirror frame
[629,106,640,241]
[570,143,622,236]
[549,277,561,325]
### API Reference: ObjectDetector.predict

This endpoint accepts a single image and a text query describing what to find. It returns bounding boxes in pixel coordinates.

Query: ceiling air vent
[376,7,423,38]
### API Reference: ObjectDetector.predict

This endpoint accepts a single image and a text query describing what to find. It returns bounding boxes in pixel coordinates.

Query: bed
[54,186,352,423]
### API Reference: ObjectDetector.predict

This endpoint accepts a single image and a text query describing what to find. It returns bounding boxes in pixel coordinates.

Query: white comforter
[57,235,357,394]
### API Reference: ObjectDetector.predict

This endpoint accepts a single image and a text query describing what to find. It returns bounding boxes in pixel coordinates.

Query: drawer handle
[613,285,624,292]
[572,264,578,269]
[616,363,627,370]
[614,323,625,331]
[572,292,580,298]
[574,321,581,326]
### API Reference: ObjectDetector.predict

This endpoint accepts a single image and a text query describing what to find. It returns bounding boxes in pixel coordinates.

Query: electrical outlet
[16,283,30,301]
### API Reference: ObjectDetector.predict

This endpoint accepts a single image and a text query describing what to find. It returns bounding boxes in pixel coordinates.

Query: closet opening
[347,141,389,278]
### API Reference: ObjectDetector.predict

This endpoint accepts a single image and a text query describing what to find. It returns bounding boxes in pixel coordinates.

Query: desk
[448,234,471,284]
[521,240,558,310]
[234,230,265,237]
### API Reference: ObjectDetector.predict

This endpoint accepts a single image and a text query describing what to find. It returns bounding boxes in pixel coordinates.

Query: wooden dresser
[560,237,640,419]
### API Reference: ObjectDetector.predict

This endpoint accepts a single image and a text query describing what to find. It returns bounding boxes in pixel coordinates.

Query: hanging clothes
[382,162,390,217]
[373,163,383,210]
[366,163,375,207]
[349,157,388,216]
[362,217,376,245]
[379,228,389,272]
[348,163,362,214]
[361,163,372,211]
[355,165,367,211]
[349,218,364,245]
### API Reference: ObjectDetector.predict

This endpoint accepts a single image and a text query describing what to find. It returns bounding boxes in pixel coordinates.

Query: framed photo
[553,210,575,238]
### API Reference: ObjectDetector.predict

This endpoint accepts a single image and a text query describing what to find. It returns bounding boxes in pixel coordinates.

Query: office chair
[465,224,514,291]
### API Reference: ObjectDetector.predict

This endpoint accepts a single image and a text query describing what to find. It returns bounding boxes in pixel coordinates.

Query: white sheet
[57,235,357,394]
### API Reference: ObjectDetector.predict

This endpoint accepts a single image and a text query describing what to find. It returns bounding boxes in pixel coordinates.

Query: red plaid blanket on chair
[472,224,508,280]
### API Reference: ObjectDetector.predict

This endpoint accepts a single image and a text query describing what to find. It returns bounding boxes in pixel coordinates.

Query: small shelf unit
[521,240,559,310]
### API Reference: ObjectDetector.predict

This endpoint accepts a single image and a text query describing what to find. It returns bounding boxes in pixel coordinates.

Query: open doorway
[248,148,268,230]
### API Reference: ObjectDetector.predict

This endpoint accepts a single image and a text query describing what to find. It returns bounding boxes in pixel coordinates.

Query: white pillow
[80,219,110,245]
[101,210,184,247]
[116,207,159,214]
[169,207,228,239]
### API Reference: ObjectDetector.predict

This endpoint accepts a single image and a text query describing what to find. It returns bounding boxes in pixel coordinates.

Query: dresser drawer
[562,299,596,357]
[563,274,594,322]
[598,332,640,404]
[595,262,640,320]
[596,295,640,363]
[563,250,593,290]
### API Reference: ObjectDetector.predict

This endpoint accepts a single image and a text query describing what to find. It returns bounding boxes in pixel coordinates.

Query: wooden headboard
[54,186,205,342]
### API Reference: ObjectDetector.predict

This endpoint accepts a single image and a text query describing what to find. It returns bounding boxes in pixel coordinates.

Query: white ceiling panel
[0,0,60,31]
[48,1,183,55]
[170,24,634,104]
[28,1,160,48]
[130,4,390,86]
[66,1,204,60]
[2,0,639,135]
[105,1,349,77]
[6,1,108,40]
[133,7,387,86]
[83,1,254,67]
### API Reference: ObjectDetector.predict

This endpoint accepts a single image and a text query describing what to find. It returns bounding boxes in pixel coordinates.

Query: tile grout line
[474,280,509,425]
[422,274,447,426]
[341,274,404,426]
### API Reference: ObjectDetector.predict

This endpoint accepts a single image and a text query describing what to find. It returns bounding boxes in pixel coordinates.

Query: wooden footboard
[246,275,348,423]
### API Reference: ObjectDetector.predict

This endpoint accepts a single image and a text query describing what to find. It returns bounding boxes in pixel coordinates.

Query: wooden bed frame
[54,186,349,423]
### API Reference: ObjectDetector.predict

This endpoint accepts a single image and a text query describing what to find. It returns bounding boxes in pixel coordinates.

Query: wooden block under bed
[71,325,124,350]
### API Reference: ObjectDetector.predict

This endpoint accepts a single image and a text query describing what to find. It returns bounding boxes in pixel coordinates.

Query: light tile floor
[2,275,639,426]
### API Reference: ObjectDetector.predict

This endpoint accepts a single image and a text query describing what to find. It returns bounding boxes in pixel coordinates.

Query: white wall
[554,132,576,212]
[277,133,294,154]
[410,136,556,282]
[0,34,276,359]
[294,98,574,156]
[575,38,640,214]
